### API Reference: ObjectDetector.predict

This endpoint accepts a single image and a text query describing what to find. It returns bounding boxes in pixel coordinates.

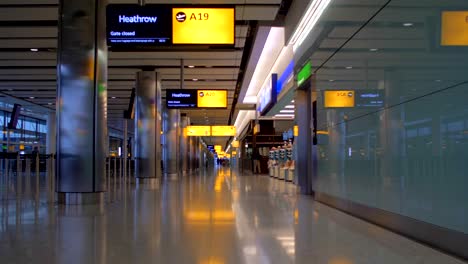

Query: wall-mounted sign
[166,89,197,108]
[197,90,228,108]
[186,126,211,136]
[293,125,299,137]
[355,90,384,108]
[324,90,355,108]
[441,11,468,46]
[231,140,239,148]
[211,126,236,136]
[297,61,312,87]
[106,5,172,49]
[172,7,235,45]
[257,74,278,115]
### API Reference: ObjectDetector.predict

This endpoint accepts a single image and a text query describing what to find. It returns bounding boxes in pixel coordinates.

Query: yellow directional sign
[231,140,239,148]
[186,126,211,136]
[214,145,222,151]
[441,11,468,46]
[197,90,228,108]
[211,126,236,136]
[172,7,235,45]
[324,90,355,108]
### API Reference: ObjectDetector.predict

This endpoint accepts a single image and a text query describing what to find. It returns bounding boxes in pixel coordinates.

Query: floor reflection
[0,167,465,264]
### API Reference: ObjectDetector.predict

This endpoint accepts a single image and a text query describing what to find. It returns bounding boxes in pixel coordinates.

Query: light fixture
[275,114,294,118]
[188,65,195,68]
[280,110,295,113]
[403,23,414,27]
[435,79,442,82]
[285,105,295,109]
[329,79,335,82]
[291,100,295,103]
[29,96,35,99]
[48,102,53,105]
[346,66,353,69]
[289,0,332,50]
[192,78,198,81]
[30,48,38,52]
[111,96,116,99]
[370,48,379,52]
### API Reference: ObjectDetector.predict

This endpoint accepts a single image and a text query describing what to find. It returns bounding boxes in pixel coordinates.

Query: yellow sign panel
[324,90,355,108]
[214,145,222,151]
[231,140,239,148]
[172,8,235,45]
[441,11,468,46]
[197,90,228,108]
[186,126,211,136]
[211,126,236,136]
[294,125,299,137]
[232,151,237,155]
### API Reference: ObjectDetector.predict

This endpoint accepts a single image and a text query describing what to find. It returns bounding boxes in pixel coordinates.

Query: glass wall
[310,0,468,234]
[0,108,47,154]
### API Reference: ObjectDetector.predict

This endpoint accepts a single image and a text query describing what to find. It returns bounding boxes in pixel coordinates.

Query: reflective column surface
[0,168,465,264]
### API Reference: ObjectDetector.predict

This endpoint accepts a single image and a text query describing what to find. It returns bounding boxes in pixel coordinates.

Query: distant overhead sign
[197,90,228,108]
[441,11,468,46]
[211,126,236,136]
[324,90,355,108]
[106,5,172,49]
[186,126,211,136]
[166,89,197,108]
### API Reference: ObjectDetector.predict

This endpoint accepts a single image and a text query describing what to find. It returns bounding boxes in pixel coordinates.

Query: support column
[46,112,56,155]
[295,88,312,195]
[179,115,189,175]
[134,71,161,182]
[162,108,180,178]
[56,0,107,204]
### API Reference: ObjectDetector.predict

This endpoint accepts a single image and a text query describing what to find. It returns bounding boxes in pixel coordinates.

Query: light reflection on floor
[0,167,465,264]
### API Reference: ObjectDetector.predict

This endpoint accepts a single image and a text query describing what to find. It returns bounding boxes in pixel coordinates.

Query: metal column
[56,0,107,204]
[134,71,161,182]
[295,88,313,195]
[162,108,180,178]
[46,112,56,155]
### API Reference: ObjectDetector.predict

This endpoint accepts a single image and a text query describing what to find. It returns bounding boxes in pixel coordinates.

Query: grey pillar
[134,71,161,182]
[179,115,189,175]
[295,88,313,195]
[162,108,180,178]
[56,0,107,204]
[46,112,56,154]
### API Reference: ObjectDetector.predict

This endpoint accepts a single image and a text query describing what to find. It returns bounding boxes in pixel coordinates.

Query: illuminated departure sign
[166,89,227,109]
[257,74,278,115]
[106,5,172,49]
[172,7,235,45]
[211,126,236,136]
[166,89,197,108]
[324,90,355,108]
[197,90,228,108]
[186,126,211,136]
[441,11,468,46]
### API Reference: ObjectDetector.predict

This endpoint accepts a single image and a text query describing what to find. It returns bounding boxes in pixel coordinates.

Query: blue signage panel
[106,5,172,49]
[355,90,384,108]
[258,74,278,115]
[166,89,197,108]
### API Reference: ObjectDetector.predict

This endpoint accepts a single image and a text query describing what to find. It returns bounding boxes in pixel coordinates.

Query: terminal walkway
[0,167,465,264]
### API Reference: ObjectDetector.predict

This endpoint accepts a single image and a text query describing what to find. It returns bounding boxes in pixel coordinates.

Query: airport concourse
[0,0,468,263]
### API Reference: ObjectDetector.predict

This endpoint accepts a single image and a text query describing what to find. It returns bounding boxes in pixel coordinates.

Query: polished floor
[0,167,466,264]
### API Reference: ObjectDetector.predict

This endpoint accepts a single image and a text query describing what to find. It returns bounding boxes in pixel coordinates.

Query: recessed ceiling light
[188,65,195,68]
[30,48,38,52]
[192,79,198,81]
[280,110,295,113]
[370,48,379,52]
[435,79,442,82]
[329,79,335,82]
[29,96,35,99]
[111,96,116,99]
[285,105,295,109]
[48,103,53,105]
[346,66,353,69]
[403,23,413,27]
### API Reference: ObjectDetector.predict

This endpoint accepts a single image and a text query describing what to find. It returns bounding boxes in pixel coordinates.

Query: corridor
[0,168,465,264]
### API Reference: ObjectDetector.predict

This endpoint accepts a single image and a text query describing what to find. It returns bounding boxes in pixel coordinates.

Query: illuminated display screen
[324,90,355,108]
[166,89,197,108]
[257,74,278,115]
[197,90,228,108]
[172,7,235,45]
[355,90,384,107]
[106,5,172,49]
[211,126,236,136]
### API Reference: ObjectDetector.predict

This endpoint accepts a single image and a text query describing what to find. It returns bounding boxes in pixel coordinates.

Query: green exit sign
[297,61,312,87]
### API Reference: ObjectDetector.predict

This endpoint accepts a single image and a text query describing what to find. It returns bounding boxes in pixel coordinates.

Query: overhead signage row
[166,89,227,109]
[106,5,235,49]
[323,90,385,108]
[185,126,236,137]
